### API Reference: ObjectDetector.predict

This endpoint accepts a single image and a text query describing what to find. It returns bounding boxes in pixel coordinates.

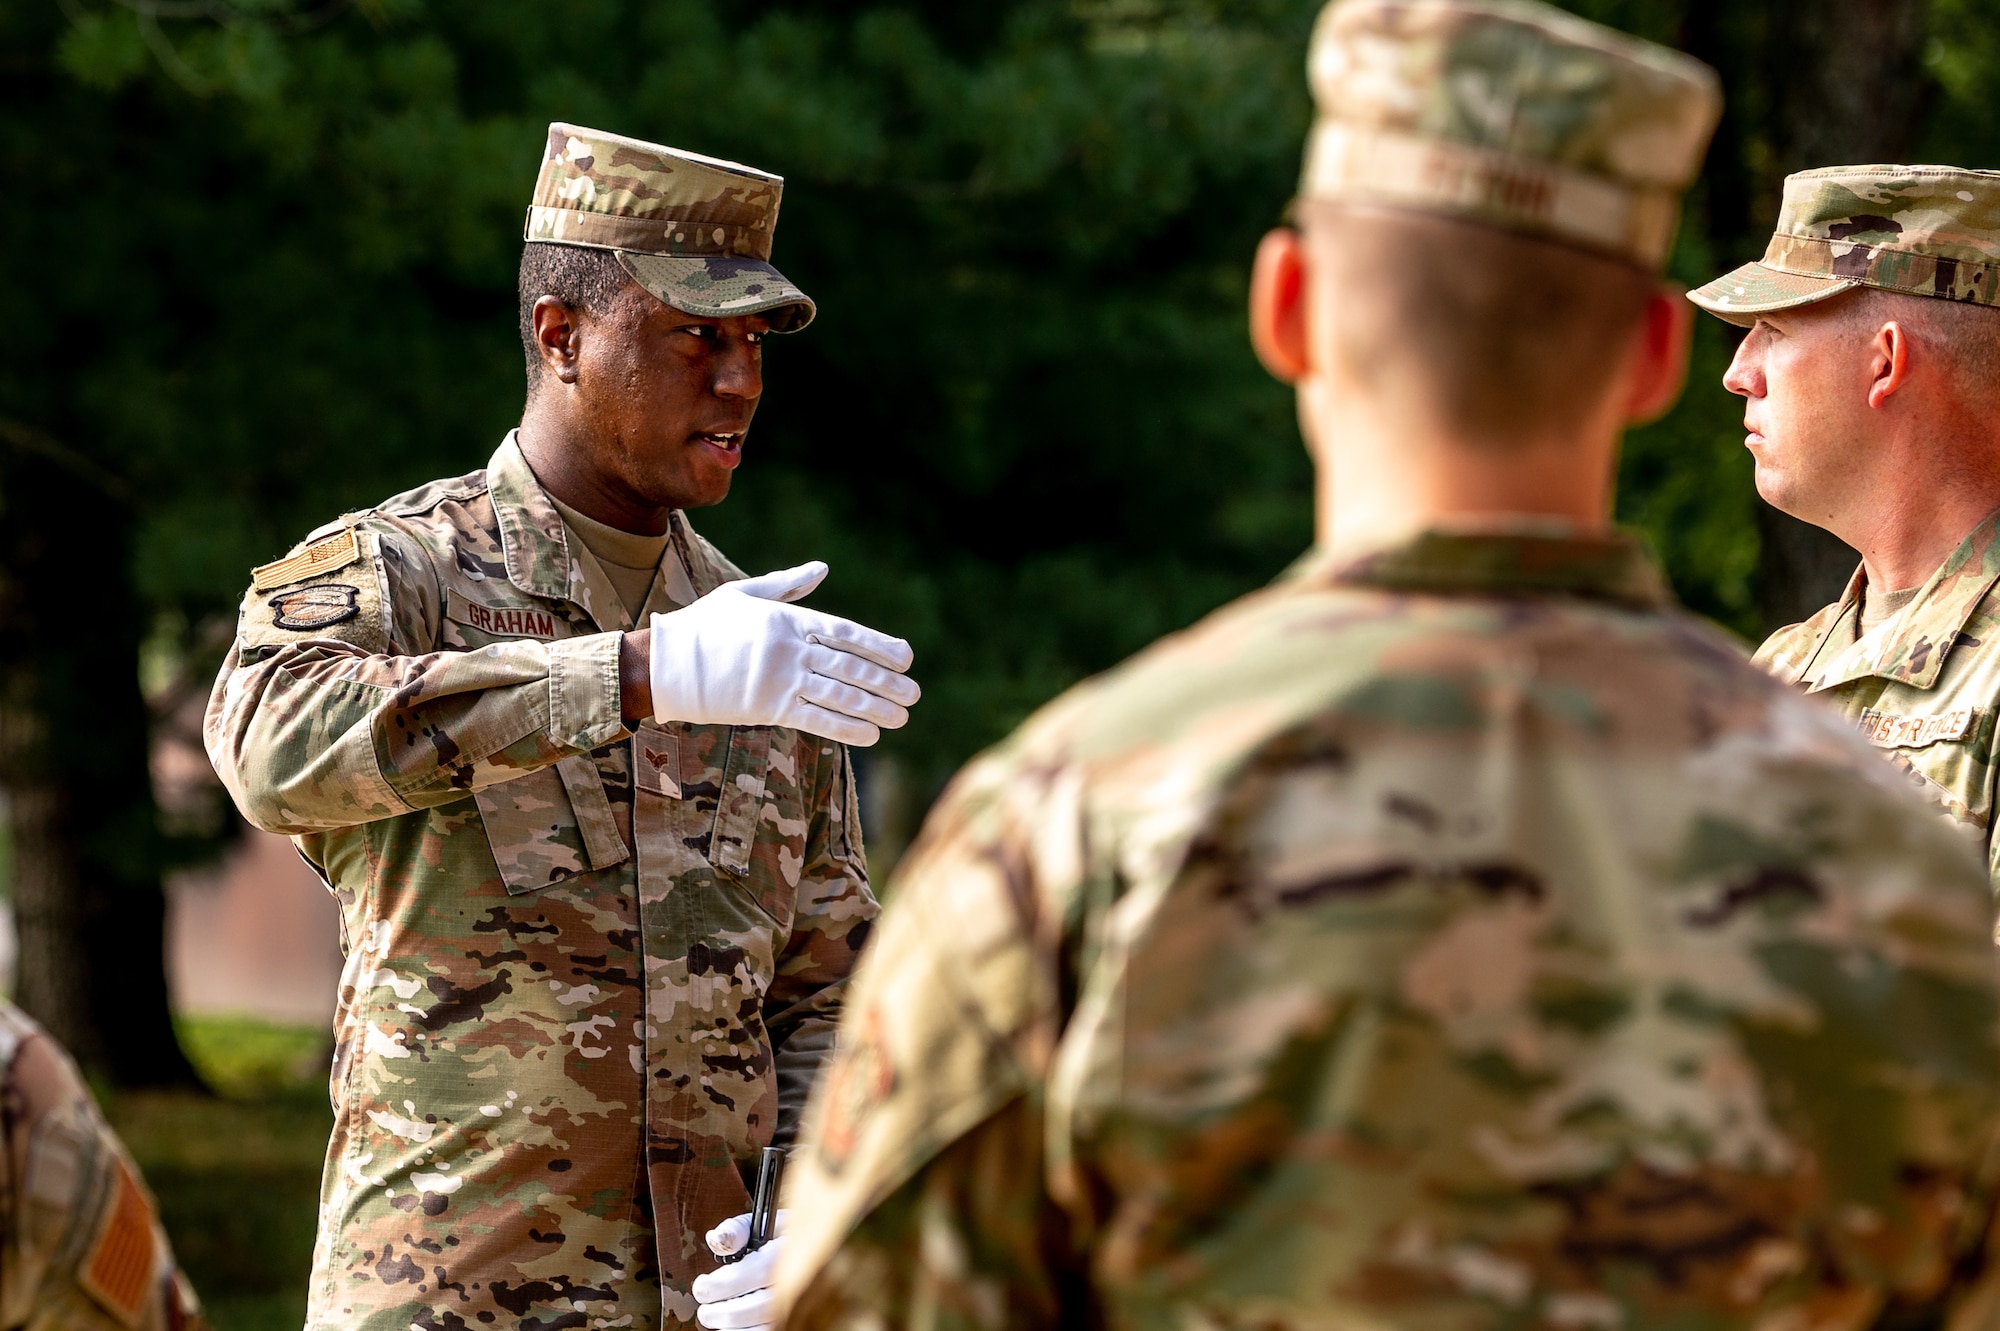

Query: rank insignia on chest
[638,729,683,798]
[269,584,361,631]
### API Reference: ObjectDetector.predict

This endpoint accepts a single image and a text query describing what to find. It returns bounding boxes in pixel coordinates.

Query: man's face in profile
[1723,300,1873,525]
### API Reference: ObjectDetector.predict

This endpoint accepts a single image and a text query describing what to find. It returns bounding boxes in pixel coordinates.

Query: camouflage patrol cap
[525,123,815,332]
[1300,0,1721,268]
[1690,165,2000,324]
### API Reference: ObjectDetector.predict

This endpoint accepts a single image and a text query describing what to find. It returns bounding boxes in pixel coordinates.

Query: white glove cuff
[648,607,703,726]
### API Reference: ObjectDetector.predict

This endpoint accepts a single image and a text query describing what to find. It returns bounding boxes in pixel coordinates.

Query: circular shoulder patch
[269,584,361,631]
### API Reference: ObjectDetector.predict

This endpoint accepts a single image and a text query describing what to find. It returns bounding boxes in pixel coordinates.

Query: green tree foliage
[11,0,2000,1075]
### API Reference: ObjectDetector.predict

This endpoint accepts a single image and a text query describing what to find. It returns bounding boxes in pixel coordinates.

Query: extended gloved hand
[691,1210,790,1331]
[649,562,918,746]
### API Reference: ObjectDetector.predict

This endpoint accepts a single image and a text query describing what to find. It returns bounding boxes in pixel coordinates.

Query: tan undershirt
[547,492,687,620]
[1859,583,1921,636]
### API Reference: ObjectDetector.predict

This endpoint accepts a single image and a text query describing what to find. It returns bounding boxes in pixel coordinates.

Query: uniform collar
[488,432,730,627]
[488,433,612,624]
[1314,523,1676,609]
[1791,506,2000,693]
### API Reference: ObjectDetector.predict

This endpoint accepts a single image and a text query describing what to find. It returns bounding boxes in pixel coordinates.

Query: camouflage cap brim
[617,253,816,333]
[1686,261,1857,326]
[1692,165,2000,325]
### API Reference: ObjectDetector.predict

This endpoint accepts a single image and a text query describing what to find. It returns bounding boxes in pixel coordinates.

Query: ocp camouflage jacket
[1756,505,2000,889]
[203,435,876,1331]
[777,528,2000,1331]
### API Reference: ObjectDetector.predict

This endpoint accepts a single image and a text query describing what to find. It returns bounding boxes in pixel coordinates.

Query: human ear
[532,295,584,386]
[1250,228,1310,384]
[1621,288,1693,426]
[1866,320,1911,410]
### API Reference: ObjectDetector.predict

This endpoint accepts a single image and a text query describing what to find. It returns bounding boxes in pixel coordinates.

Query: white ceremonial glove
[649,561,919,746]
[692,1210,791,1331]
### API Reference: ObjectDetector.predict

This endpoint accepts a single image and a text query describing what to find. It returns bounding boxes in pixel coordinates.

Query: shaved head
[1299,202,1659,449]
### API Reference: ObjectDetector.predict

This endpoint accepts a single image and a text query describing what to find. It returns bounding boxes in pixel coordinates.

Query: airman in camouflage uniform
[773,3,2000,1328]
[1691,168,2000,888]
[0,999,205,1331]
[205,127,902,1330]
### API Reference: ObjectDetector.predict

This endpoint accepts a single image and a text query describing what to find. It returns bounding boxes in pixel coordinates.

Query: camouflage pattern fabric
[775,528,2000,1331]
[0,1000,206,1331]
[202,434,876,1331]
[1691,165,2000,323]
[1300,0,1720,267]
[525,123,814,331]
[1756,505,2000,892]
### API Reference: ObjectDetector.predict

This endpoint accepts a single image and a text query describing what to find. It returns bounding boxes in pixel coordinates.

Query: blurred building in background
[151,662,343,1030]
[164,833,341,1027]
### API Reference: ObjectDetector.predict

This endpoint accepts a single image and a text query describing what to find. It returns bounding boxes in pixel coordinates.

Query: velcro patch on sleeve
[237,527,392,654]
[1857,707,1980,748]
[269,584,361,631]
[252,526,362,592]
[78,1160,157,1327]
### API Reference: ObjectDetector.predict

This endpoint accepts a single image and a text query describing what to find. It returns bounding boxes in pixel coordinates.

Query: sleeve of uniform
[782,1099,1074,1331]
[203,518,628,835]
[773,752,1088,1329]
[764,741,880,1148]
[2,1007,210,1331]
[1988,813,2000,908]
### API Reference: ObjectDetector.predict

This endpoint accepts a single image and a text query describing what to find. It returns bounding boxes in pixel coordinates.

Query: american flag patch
[252,527,362,592]
[79,1160,157,1326]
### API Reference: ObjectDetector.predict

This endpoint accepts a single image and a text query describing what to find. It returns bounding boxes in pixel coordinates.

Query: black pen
[723,1147,785,1264]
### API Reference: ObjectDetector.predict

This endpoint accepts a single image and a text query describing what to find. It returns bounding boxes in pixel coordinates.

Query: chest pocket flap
[476,755,630,893]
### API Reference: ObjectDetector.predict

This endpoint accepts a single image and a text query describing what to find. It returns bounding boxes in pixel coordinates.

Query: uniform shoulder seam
[369,468,493,520]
